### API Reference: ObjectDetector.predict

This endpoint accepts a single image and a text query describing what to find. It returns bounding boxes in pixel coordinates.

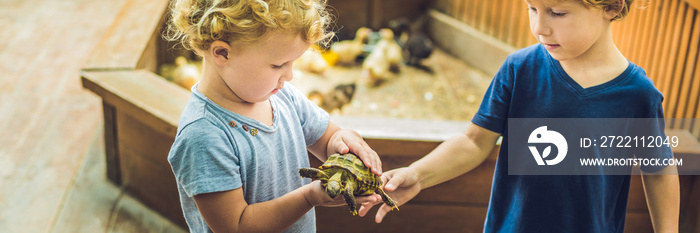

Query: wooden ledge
[425,9,517,77]
[331,115,470,142]
[81,69,475,143]
[81,70,189,137]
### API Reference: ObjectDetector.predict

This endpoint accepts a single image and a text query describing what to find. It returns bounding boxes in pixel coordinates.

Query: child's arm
[408,123,500,189]
[359,123,500,222]
[641,166,680,233]
[194,180,378,233]
[307,121,382,175]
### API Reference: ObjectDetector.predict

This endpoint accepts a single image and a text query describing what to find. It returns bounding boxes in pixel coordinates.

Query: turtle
[299,153,399,215]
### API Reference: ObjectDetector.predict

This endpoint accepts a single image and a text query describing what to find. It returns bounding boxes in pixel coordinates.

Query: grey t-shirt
[168,83,329,233]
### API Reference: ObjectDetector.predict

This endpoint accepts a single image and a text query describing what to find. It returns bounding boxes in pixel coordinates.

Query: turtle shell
[321,153,382,195]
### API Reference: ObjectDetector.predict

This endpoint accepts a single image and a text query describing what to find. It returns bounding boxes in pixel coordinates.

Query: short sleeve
[168,119,242,197]
[280,83,330,146]
[471,56,513,134]
[634,98,673,173]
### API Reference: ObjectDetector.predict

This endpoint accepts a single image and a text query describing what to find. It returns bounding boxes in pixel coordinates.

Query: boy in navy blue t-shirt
[360,0,680,232]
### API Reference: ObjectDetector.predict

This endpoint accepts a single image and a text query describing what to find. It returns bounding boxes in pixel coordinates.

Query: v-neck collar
[546,50,633,97]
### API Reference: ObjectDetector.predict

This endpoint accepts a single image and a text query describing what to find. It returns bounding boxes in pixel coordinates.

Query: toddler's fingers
[337,136,381,175]
[334,142,350,154]
[356,143,380,175]
[352,146,375,171]
[357,141,381,175]
[370,150,382,174]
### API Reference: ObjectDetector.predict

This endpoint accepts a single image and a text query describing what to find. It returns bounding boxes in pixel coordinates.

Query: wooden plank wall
[615,0,700,139]
[434,0,700,140]
[432,0,537,48]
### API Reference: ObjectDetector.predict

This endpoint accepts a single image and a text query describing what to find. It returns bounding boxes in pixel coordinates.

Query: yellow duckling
[172,56,200,90]
[330,27,372,65]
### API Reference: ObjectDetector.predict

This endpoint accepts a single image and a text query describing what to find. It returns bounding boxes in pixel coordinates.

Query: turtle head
[326,181,342,198]
[325,172,344,198]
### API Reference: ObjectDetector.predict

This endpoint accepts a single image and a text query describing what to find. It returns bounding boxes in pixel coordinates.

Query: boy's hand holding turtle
[358,167,421,222]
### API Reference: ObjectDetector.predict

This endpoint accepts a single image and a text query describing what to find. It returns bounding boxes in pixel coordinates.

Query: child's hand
[328,129,382,175]
[303,180,381,207]
[358,167,421,223]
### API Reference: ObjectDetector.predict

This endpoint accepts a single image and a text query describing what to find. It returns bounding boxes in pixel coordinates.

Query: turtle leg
[298,168,328,180]
[375,188,399,211]
[343,184,358,215]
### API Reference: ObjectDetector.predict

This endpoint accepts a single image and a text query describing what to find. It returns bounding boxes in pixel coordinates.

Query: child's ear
[210,41,231,66]
[604,0,625,21]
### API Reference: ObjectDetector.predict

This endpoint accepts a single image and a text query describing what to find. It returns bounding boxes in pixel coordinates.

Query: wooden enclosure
[327,0,430,40]
[434,0,700,140]
[433,0,537,48]
[80,0,700,232]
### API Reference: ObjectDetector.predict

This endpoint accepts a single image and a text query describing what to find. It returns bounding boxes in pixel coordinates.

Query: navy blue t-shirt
[472,44,667,233]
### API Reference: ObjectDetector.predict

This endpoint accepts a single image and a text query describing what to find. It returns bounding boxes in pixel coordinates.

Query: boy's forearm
[641,167,680,233]
[410,129,497,189]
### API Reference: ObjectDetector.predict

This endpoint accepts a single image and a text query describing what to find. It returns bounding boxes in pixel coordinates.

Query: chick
[388,18,411,47]
[362,46,391,86]
[307,83,357,113]
[322,83,356,113]
[172,56,200,90]
[307,90,324,107]
[330,27,372,65]
[376,29,403,72]
[362,29,403,86]
[405,33,434,67]
[294,49,329,74]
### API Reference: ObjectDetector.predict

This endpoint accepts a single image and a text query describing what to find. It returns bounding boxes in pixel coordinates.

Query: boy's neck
[558,31,629,89]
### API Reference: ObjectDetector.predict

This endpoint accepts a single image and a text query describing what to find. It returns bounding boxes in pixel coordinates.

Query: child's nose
[531,15,552,37]
[280,66,294,82]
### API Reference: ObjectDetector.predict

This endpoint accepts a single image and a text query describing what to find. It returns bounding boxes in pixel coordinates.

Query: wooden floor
[0,0,184,232]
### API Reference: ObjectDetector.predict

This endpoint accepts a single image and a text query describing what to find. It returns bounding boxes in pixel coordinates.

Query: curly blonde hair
[165,0,333,53]
[579,0,634,20]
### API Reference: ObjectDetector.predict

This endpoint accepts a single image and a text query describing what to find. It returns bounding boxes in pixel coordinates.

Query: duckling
[388,18,411,47]
[405,33,434,67]
[294,48,329,74]
[307,90,324,107]
[322,83,356,113]
[362,29,403,86]
[330,27,372,65]
[362,45,392,86]
[376,29,403,72]
[172,56,200,90]
[307,83,357,113]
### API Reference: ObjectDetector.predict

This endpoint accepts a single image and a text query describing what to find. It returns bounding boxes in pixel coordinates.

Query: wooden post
[103,101,121,185]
